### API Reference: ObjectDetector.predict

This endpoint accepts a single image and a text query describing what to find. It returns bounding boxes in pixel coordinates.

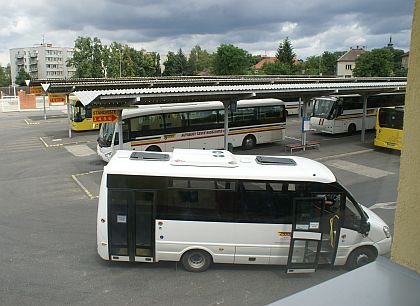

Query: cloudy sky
[0,0,414,66]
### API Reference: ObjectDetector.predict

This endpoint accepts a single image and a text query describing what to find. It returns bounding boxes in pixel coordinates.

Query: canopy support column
[300,97,311,151]
[361,95,368,143]
[118,109,124,150]
[66,94,72,138]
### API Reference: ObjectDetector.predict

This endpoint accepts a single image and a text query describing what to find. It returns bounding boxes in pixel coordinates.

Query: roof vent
[130,151,170,161]
[256,156,296,166]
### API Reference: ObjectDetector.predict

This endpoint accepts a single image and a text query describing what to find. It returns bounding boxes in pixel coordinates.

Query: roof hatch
[255,156,297,166]
[130,151,170,161]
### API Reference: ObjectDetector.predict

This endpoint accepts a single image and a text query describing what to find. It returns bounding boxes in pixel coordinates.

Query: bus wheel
[181,250,212,272]
[145,145,161,152]
[347,124,356,136]
[242,135,256,150]
[346,246,377,270]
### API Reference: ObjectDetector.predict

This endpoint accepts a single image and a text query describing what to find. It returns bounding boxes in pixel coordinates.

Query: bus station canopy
[30,75,407,94]
[72,81,406,108]
[28,76,406,108]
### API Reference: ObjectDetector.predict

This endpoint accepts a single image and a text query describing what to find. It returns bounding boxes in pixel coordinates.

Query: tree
[389,48,407,77]
[163,49,189,76]
[92,37,105,78]
[0,64,11,86]
[71,37,161,78]
[261,61,294,75]
[104,42,123,78]
[276,37,295,70]
[15,68,31,86]
[153,53,162,76]
[303,55,321,75]
[188,45,212,75]
[213,44,250,75]
[69,36,106,78]
[353,48,394,77]
[320,51,345,75]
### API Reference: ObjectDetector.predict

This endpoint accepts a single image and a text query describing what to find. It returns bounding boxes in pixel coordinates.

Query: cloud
[0,0,414,66]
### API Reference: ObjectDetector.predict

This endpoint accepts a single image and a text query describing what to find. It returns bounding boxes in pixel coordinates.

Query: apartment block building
[9,44,76,85]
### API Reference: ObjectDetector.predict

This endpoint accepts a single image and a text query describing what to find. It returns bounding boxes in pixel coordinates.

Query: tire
[181,250,212,272]
[242,135,256,150]
[347,123,357,136]
[346,246,377,270]
[145,145,161,152]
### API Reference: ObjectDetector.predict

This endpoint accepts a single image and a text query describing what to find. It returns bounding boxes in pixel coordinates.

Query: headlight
[105,152,112,158]
[383,226,391,238]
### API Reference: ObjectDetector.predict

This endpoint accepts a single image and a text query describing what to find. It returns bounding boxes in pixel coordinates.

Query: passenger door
[287,197,325,273]
[108,189,155,262]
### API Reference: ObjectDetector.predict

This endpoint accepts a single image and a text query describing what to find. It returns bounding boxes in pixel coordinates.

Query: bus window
[114,123,130,145]
[73,106,83,122]
[164,112,187,132]
[259,105,285,124]
[159,178,239,222]
[130,114,164,137]
[85,105,93,118]
[312,99,335,118]
[378,108,404,130]
[232,107,257,127]
[188,110,219,129]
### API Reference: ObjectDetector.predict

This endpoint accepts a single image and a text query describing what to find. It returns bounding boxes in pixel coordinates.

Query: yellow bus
[374,107,404,151]
[70,98,101,132]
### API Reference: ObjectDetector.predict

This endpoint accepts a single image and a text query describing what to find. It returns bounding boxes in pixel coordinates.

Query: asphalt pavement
[0,110,400,305]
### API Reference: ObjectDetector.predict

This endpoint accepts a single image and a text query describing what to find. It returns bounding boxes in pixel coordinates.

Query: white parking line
[369,202,397,210]
[324,159,394,178]
[315,149,375,161]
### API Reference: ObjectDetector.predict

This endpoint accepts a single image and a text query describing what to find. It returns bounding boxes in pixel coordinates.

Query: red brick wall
[18,91,36,109]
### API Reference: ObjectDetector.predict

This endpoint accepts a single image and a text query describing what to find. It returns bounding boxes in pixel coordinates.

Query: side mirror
[360,220,370,236]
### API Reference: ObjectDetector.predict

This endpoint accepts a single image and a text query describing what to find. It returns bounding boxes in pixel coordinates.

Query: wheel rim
[244,137,255,149]
[188,252,205,269]
[356,253,370,266]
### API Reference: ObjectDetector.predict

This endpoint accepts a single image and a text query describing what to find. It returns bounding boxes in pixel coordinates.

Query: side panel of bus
[155,220,292,265]
[312,109,377,134]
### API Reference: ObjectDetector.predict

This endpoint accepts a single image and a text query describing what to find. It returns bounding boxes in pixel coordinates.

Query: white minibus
[97,149,392,273]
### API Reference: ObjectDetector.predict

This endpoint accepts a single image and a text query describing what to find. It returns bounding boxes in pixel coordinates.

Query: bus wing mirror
[361,220,370,235]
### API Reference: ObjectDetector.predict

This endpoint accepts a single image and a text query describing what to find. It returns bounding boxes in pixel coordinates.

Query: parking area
[0,110,400,305]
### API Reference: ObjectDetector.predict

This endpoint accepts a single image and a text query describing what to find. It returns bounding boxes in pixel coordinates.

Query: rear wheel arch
[145,145,162,152]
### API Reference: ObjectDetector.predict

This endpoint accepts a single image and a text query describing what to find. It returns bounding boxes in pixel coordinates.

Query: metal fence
[0,96,20,112]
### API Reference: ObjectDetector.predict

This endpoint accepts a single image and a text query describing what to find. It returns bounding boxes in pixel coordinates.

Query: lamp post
[119,48,122,78]
[318,54,322,76]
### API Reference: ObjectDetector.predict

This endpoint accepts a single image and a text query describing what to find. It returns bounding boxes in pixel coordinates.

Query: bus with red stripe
[97,99,286,162]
